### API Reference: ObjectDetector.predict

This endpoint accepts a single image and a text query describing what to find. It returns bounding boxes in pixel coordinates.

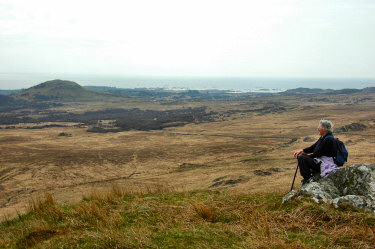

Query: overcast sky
[1,0,375,80]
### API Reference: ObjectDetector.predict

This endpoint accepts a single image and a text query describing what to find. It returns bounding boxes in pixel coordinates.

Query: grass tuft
[192,202,216,223]
[28,192,64,222]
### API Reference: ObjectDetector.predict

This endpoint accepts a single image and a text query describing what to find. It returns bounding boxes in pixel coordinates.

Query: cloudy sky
[1,0,375,81]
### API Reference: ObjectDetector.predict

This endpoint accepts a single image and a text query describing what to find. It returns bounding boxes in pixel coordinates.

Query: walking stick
[290,163,299,191]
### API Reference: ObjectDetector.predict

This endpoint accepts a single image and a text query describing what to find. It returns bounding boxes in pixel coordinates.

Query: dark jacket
[303,133,337,158]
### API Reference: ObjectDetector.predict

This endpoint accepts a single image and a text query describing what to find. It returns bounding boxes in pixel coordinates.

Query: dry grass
[0,188,374,248]
[27,192,64,222]
[192,202,216,222]
[0,95,374,222]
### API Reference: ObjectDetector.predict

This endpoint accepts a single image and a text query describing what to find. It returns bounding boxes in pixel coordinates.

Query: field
[1,91,375,222]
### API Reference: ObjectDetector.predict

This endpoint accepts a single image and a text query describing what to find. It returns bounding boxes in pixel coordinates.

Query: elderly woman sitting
[293,120,339,185]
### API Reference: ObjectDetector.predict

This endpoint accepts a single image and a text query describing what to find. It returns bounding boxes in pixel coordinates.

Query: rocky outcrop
[336,122,367,133]
[283,164,375,212]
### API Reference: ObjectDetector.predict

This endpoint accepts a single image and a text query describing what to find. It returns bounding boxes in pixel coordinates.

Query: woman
[293,120,339,185]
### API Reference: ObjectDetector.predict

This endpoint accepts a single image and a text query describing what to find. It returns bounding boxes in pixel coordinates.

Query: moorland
[0,79,375,247]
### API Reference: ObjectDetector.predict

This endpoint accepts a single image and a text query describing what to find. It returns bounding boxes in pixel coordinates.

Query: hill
[0,95,15,106]
[362,87,375,93]
[0,95,29,112]
[281,87,333,95]
[12,79,127,102]
[4,84,375,101]
[326,88,362,95]
[281,87,375,95]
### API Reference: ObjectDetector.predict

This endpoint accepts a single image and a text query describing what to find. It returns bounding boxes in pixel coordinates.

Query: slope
[12,79,127,102]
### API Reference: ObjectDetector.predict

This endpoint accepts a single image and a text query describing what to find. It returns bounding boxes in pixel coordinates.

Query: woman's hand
[293,149,304,158]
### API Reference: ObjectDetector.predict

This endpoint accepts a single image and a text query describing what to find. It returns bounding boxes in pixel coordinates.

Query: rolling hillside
[12,79,127,102]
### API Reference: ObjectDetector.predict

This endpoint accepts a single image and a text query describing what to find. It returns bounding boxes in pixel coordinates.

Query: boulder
[283,164,375,212]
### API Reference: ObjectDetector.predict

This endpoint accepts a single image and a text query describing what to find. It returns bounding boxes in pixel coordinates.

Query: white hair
[320,119,333,133]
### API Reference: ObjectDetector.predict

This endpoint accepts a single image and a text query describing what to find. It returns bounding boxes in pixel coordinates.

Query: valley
[1,80,375,219]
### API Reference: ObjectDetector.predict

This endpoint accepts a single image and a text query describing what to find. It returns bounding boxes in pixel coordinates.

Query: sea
[0,73,374,92]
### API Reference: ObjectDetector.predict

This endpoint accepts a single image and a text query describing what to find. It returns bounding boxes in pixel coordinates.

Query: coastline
[1,72,374,92]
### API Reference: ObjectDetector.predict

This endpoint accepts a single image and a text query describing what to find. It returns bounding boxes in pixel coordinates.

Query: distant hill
[12,79,127,102]
[4,83,374,102]
[85,86,173,99]
[362,87,375,93]
[326,88,362,95]
[0,94,31,113]
[281,87,375,95]
[281,87,334,95]
[0,95,15,106]
[0,89,23,95]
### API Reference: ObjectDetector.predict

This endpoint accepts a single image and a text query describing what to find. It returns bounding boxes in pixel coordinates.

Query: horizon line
[1,72,375,81]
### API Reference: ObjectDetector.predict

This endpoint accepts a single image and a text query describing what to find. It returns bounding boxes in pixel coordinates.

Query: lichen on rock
[283,164,375,212]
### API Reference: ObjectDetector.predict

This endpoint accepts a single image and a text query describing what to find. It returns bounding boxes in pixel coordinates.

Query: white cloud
[0,0,374,79]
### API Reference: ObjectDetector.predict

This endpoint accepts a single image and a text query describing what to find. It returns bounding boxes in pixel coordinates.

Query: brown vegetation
[0,187,374,248]
[0,91,374,223]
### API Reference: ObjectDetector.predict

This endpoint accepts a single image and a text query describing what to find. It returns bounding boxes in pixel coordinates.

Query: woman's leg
[297,155,320,181]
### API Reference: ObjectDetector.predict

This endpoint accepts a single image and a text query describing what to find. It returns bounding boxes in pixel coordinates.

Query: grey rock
[282,190,297,203]
[332,195,375,212]
[336,123,367,133]
[282,164,375,212]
